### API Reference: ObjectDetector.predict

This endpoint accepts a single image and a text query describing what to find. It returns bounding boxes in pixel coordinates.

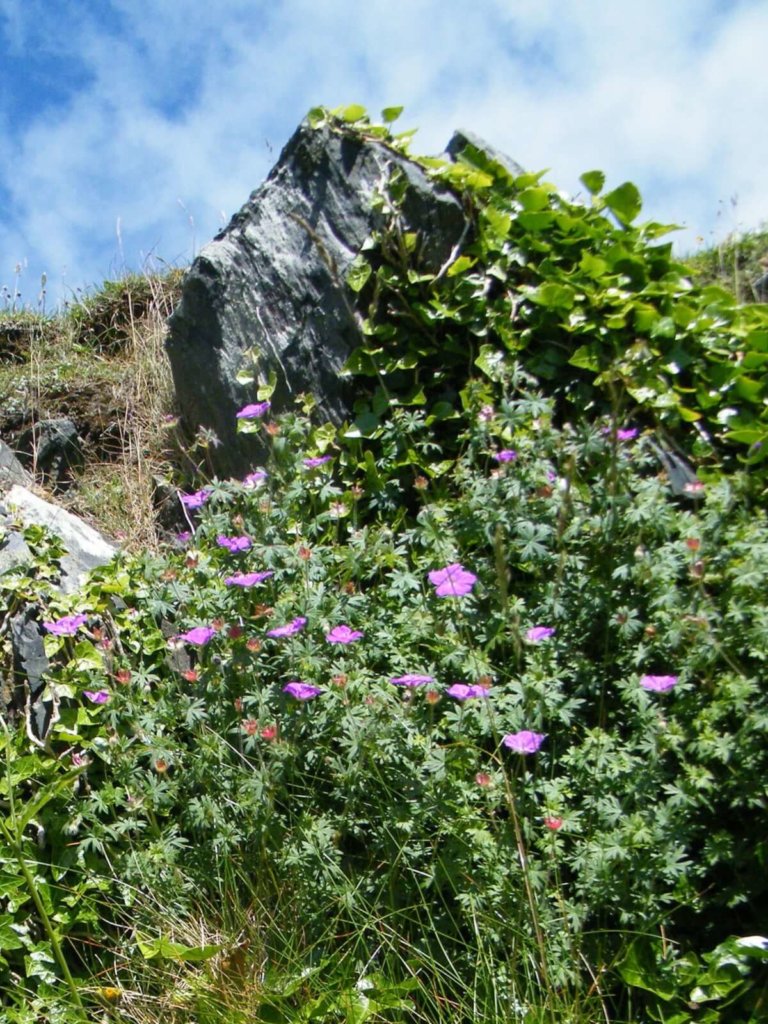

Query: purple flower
[428,563,477,598]
[616,428,639,441]
[175,530,192,544]
[502,730,546,754]
[640,674,678,692]
[493,449,517,463]
[243,470,267,487]
[236,401,271,419]
[224,571,274,587]
[526,626,555,643]
[179,626,216,646]
[180,488,211,509]
[303,455,332,468]
[216,534,252,553]
[267,616,308,638]
[446,683,489,700]
[283,681,323,701]
[390,674,434,688]
[42,613,88,636]
[83,690,110,704]
[326,624,364,644]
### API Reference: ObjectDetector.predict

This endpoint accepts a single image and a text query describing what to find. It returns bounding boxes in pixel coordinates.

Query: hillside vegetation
[1,106,767,1024]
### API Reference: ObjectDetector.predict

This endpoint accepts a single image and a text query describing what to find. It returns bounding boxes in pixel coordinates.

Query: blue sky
[1,0,767,309]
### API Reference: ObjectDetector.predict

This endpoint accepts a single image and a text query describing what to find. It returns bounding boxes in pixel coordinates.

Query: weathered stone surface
[9,608,52,738]
[445,129,525,178]
[167,118,469,479]
[4,485,117,594]
[17,418,84,484]
[0,439,32,492]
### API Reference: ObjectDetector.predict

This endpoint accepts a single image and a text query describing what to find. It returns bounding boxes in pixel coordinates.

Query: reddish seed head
[475,772,492,787]
[154,758,168,774]
[425,690,441,705]
[115,669,131,685]
[233,697,244,713]
[260,725,277,740]
[686,537,701,551]
[242,719,258,735]
[228,625,244,639]
[246,638,262,652]
[331,674,348,688]
[544,816,563,831]
[298,545,311,560]
[414,476,428,490]
[182,669,199,682]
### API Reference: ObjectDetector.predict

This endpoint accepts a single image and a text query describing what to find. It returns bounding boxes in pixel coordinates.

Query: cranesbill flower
[236,401,271,419]
[493,449,517,463]
[179,626,216,646]
[526,626,555,643]
[428,563,477,598]
[83,690,110,704]
[180,488,211,509]
[267,616,308,638]
[502,730,546,754]
[617,428,638,441]
[243,470,267,487]
[224,571,274,587]
[639,674,678,692]
[303,455,332,468]
[283,681,322,701]
[446,683,489,700]
[390,674,434,688]
[326,624,363,644]
[217,534,252,553]
[43,613,88,636]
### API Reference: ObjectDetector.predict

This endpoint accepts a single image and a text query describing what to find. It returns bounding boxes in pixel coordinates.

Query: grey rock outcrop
[17,417,83,485]
[167,118,469,479]
[0,439,32,492]
[1,486,118,739]
[2,485,117,594]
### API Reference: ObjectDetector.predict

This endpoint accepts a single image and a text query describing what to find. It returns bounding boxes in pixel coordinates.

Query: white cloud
[0,0,766,306]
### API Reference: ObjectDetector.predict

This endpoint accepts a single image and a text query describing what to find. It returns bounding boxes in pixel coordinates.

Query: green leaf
[335,104,367,123]
[475,345,507,382]
[346,255,372,293]
[604,181,642,225]
[381,106,403,124]
[527,282,575,311]
[580,170,605,195]
[569,345,601,372]
[137,935,222,962]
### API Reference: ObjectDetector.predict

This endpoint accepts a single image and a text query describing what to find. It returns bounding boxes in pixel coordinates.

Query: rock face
[1,486,118,739]
[167,118,469,479]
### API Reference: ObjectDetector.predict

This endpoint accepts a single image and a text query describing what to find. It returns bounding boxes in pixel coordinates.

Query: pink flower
[493,449,517,463]
[243,470,267,486]
[83,690,110,704]
[283,681,323,701]
[526,626,555,643]
[179,626,216,646]
[236,401,271,419]
[616,428,638,441]
[326,625,364,644]
[502,730,546,754]
[390,674,434,688]
[478,405,495,423]
[544,816,563,831]
[303,455,332,468]
[446,683,489,700]
[43,613,88,636]
[428,563,477,598]
[267,616,308,638]
[216,534,252,552]
[180,488,211,509]
[224,571,274,587]
[639,674,678,692]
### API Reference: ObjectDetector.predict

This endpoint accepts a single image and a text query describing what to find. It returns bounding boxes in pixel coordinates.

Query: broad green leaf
[346,256,372,293]
[579,252,608,278]
[518,187,551,212]
[257,369,277,401]
[527,282,575,311]
[137,935,222,962]
[0,915,24,951]
[580,170,605,195]
[381,106,403,124]
[569,345,601,372]
[335,104,367,123]
[475,345,507,381]
[604,181,642,225]
[517,211,556,232]
[446,255,476,278]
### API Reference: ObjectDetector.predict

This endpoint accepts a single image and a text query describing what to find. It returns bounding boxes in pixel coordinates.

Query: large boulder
[167,118,470,479]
